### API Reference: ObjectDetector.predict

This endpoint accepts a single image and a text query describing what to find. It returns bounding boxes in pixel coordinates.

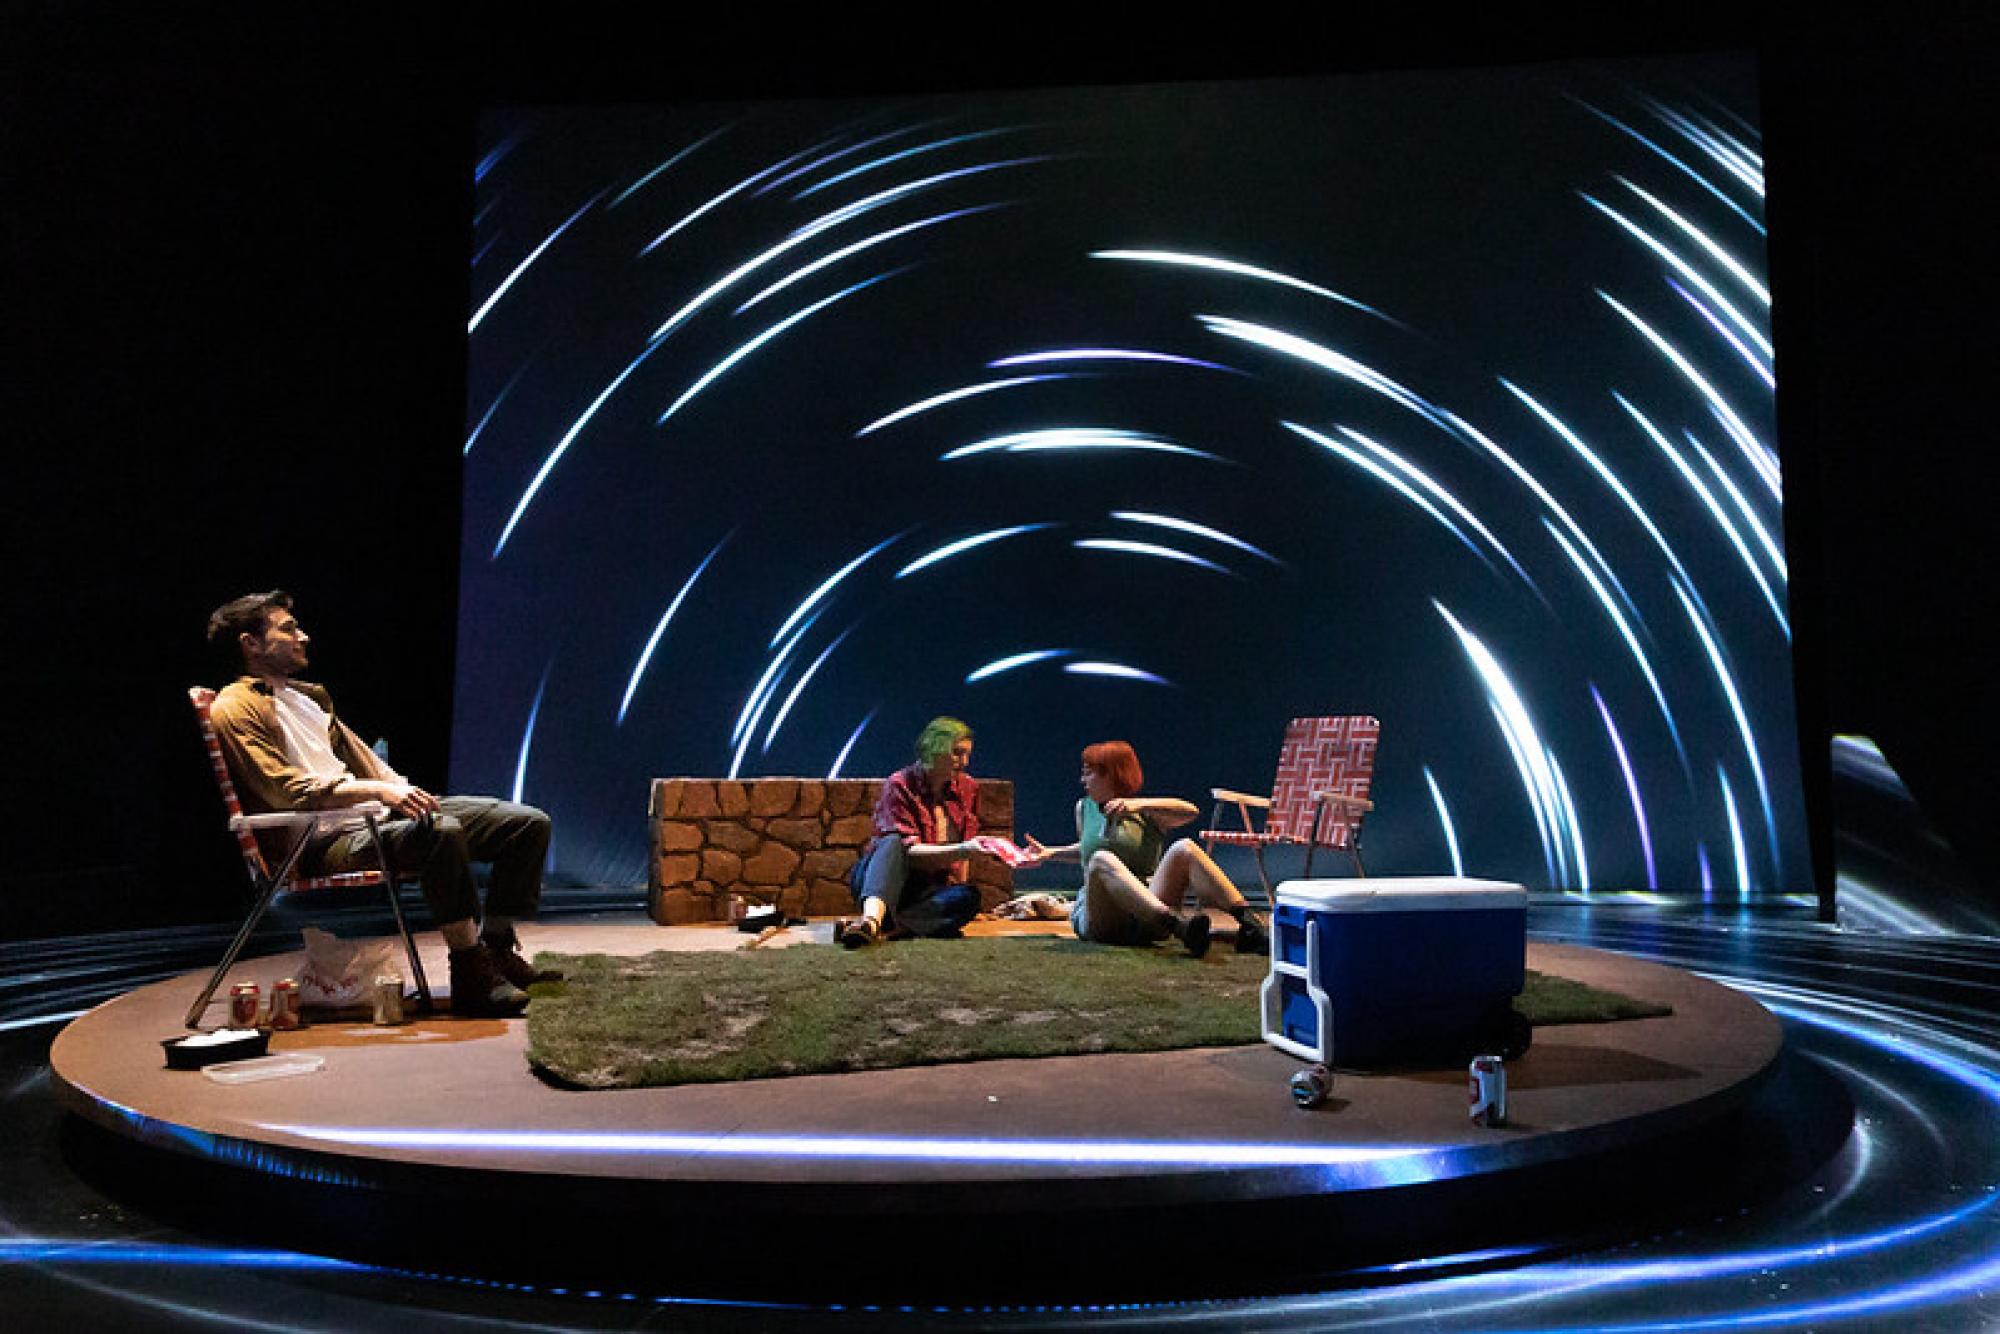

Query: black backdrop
[4,6,1994,938]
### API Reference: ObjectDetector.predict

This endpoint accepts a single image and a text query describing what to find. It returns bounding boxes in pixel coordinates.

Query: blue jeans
[850,835,979,937]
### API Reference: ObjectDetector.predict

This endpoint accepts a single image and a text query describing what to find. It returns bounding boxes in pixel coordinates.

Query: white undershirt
[271,686,353,785]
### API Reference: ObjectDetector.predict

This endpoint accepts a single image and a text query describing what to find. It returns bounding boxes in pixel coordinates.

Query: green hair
[914,716,973,765]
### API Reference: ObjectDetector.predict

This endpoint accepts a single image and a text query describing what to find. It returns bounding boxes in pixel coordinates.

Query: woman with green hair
[841,716,1004,947]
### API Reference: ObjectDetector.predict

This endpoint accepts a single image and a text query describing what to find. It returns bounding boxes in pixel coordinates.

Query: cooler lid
[1274,877,1528,912]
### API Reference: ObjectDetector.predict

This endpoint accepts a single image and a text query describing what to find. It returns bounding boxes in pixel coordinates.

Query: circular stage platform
[50,925,1788,1300]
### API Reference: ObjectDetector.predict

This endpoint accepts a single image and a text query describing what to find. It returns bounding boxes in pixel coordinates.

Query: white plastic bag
[297,927,396,1008]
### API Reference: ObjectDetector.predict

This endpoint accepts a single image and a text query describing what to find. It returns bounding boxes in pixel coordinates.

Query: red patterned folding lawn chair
[184,687,433,1028]
[1202,715,1379,896]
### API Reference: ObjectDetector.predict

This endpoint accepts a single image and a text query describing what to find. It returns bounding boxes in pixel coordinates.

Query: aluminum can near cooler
[371,975,405,1026]
[228,982,261,1029]
[267,978,302,1030]
[1289,1063,1333,1108]
[1469,1054,1508,1126]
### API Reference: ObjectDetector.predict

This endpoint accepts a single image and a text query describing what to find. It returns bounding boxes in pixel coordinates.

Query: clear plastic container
[200,1052,326,1084]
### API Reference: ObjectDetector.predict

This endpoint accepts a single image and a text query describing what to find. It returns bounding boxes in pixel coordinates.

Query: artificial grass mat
[525,937,1671,1090]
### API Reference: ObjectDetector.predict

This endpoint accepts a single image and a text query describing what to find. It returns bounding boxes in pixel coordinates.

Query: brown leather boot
[482,926,564,988]
[448,944,529,1017]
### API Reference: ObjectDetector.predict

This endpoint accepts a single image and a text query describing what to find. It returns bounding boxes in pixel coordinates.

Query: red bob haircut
[1080,740,1144,798]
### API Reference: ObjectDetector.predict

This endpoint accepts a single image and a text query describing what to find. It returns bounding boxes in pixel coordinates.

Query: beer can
[228,981,261,1029]
[267,978,302,1030]
[371,974,405,1026]
[1469,1054,1508,1127]
[1290,1063,1333,1109]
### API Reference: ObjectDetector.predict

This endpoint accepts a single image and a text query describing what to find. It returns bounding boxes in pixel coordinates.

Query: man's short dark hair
[206,589,293,670]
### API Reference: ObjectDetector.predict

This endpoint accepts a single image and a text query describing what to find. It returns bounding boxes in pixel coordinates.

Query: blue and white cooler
[1262,877,1530,1068]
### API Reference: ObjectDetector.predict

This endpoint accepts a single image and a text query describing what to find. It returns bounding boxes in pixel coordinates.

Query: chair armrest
[1313,790,1376,813]
[230,801,391,834]
[1210,788,1272,808]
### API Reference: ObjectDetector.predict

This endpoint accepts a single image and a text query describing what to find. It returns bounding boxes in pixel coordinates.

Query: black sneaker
[482,928,564,987]
[1233,910,1271,956]
[449,944,530,1017]
[1178,912,1213,960]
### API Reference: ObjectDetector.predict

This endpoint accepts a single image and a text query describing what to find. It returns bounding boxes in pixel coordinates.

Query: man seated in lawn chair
[204,589,560,1016]
[839,716,1027,947]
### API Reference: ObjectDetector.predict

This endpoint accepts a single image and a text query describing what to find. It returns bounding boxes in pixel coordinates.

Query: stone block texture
[648,778,1016,925]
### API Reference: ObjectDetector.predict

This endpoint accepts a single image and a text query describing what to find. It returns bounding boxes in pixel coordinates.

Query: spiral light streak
[1110,511,1283,565]
[1616,176,1769,306]
[1671,576,1779,881]
[1432,407,1642,614]
[473,130,520,184]
[494,335,675,557]
[1284,422,1492,568]
[731,620,815,749]
[659,271,897,424]
[1435,602,1586,886]
[1668,276,1776,390]
[1423,766,1465,877]
[1572,99,1765,235]
[641,147,820,255]
[1718,765,1750,899]
[1504,380,1703,590]
[768,532,903,650]
[763,626,855,753]
[736,205,1003,315]
[1550,755,1590,892]
[1648,98,1765,198]
[896,525,1050,579]
[1580,194,1773,363]
[611,126,726,208]
[1063,661,1172,685]
[940,428,1214,462]
[618,535,730,724]
[860,378,1064,436]
[727,654,798,781]
[1543,519,1687,764]
[651,157,1050,341]
[1199,316,1454,432]
[1666,102,1764,181]
[989,348,1237,373]
[1332,424,1533,584]
[1598,291,1777,504]
[1613,394,1787,634]
[1592,686,1658,889]
[795,126,1029,199]
[1684,429,1786,578]
[759,119,939,196]
[463,359,529,455]
[1073,539,1231,574]
[511,670,548,805]
[966,649,1069,683]
[1492,696,1562,887]
[468,190,601,335]
[1092,249,1388,318]
[827,709,876,779]
[1708,401,1784,499]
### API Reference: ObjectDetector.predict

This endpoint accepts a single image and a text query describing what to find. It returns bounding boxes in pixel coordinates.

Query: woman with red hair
[1028,740,1268,957]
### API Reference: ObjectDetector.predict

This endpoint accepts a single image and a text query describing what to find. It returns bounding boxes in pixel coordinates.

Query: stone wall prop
[647,778,1015,925]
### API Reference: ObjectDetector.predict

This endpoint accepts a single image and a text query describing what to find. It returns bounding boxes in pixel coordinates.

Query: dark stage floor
[5,893,1999,1329]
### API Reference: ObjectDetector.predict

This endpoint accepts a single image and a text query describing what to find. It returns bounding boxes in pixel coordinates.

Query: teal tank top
[1079,798,1164,881]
